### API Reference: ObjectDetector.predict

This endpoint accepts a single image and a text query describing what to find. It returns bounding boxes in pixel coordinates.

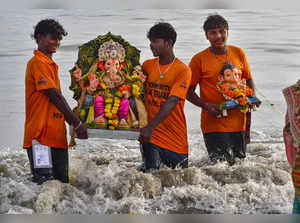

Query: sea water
[0,9,298,214]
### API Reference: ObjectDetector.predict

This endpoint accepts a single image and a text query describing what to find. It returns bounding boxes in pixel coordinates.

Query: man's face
[38,34,61,54]
[149,38,169,57]
[206,27,228,50]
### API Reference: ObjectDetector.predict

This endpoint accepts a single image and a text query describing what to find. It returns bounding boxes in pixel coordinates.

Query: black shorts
[26,147,69,183]
[203,131,246,162]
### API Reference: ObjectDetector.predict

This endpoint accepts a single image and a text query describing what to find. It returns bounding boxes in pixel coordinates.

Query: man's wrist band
[74,121,82,130]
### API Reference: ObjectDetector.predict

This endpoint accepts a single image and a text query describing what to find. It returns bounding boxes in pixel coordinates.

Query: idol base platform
[70,126,139,140]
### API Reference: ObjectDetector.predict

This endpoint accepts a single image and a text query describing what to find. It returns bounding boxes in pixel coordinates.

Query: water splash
[0,140,293,214]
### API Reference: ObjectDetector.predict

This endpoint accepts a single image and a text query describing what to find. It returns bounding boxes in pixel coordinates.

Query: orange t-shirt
[189,45,252,133]
[23,50,68,149]
[142,58,191,154]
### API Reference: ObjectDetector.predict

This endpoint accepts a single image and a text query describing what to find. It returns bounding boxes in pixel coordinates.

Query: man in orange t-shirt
[139,22,191,172]
[187,14,261,165]
[24,19,88,184]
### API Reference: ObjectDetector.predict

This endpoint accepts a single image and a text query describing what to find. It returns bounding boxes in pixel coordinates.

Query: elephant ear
[69,32,141,101]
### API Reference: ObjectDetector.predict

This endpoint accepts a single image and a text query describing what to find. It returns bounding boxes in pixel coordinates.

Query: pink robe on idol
[94,95,129,120]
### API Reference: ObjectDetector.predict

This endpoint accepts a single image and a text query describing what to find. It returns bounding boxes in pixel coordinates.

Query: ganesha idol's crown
[98,39,125,62]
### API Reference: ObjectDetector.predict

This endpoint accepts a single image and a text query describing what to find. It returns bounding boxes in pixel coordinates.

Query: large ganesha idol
[69,33,147,130]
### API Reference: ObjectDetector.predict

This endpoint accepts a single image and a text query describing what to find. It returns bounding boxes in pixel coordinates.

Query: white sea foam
[0,140,293,214]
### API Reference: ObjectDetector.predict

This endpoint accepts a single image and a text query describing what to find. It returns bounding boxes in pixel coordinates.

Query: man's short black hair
[203,14,229,33]
[32,19,67,43]
[147,22,177,46]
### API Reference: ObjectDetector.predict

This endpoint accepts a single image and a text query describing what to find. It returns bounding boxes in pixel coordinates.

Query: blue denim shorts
[141,142,188,171]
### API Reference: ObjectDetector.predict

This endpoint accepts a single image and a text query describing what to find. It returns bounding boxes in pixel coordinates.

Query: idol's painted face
[223,68,238,84]
[206,27,228,50]
[104,58,120,75]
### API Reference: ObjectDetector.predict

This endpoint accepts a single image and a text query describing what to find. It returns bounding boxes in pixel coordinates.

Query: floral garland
[125,65,145,97]
[218,81,253,113]
[104,96,120,129]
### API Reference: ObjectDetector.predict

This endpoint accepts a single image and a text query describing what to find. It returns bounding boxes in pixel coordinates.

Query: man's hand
[75,123,88,139]
[138,125,154,144]
[138,96,178,144]
[253,96,262,108]
[204,103,222,117]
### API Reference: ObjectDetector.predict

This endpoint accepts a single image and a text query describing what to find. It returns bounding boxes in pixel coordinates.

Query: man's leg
[51,148,69,183]
[26,147,53,184]
[142,142,161,172]
[231,131,246,159]
[157,146,188,169]
[203,133,226,161]
[203,132,235,165]
[138,143,146,172]
[26,148,34,175]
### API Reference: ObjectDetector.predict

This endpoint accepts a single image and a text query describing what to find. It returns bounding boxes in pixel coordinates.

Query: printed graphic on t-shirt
[180,80,187,89]
[53,112,63,119]
[146,82,170,107]
[38,76,47,85]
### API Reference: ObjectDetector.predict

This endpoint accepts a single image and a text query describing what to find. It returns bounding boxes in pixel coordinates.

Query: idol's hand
[204,103,222,117]
[73,64,82,82]
[139,73,147,83]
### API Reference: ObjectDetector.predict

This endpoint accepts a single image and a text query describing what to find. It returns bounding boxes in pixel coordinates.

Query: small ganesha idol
[217,63,258,116]
[70,33,147,130]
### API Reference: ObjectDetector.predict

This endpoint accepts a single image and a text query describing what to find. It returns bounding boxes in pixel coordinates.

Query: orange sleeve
[169,66,191,100]
[239,48,252,80]
[142,59,152,72]
[31,61,57,91]
[142,61,146,71]
[188,55,201,86]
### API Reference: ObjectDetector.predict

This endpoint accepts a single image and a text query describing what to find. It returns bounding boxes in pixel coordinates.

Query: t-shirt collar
[34,50,56,65]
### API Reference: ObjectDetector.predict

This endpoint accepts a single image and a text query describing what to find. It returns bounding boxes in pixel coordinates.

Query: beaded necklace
[210,47,229,65]
[157,57,176,79]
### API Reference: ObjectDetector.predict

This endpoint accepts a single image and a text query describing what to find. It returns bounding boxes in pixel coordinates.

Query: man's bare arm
[186,85,221,116]
[139,96,179,143]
